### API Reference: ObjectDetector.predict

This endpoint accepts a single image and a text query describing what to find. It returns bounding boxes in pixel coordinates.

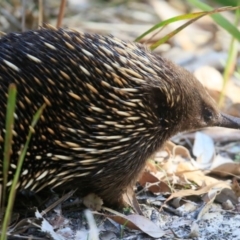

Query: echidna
[0,27,240,206]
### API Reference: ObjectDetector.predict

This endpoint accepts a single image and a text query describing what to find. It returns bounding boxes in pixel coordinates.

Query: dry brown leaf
[139,171,171,193]
[176,161,219,186]
[215,188,238,205]
[165,181,230,204]
[202,187,222,204]
[211,162,240,177]
[164,141,176,153]
[232,178,240,197]
[103,207,165,238]
[122,187,142,214]
[172,145,192,159]
[164,141,192,159]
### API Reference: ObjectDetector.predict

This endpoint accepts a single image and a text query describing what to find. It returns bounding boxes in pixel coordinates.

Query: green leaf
[188,0,240,41]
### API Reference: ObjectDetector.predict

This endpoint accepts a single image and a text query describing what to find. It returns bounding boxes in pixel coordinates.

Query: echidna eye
[203,107,213,122]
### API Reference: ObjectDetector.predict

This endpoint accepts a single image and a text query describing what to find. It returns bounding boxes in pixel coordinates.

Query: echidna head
[148,56,240,135]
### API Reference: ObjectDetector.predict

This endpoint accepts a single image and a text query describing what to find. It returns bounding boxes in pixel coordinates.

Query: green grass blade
[135,11,206,42]
[1,103,46,240]
[149,14,204,50]
[135,6,239,49]
[218,2,240,107]
[1,84,17,209]
[148,7,239,50]
[1,84,17,240]
[188,0,240,41]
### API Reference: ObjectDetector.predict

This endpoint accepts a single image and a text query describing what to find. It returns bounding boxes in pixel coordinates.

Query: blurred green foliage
[213,0,239,6]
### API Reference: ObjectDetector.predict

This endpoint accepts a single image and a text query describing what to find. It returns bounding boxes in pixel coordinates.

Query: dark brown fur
[0,27,239,205]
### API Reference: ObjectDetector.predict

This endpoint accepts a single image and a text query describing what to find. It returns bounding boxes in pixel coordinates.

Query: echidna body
[0,27,239,205]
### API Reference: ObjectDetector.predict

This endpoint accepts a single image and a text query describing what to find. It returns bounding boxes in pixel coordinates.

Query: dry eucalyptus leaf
[165,181,230,204]
[122,187,140,213]
[232,178,240,197]
[210,159,240,177]
[172,145,192,159]
[176,160,220,186]
[139,171,171,193]
[193,132,215,169]
[103,207,165,238]
[215,188,238,205]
